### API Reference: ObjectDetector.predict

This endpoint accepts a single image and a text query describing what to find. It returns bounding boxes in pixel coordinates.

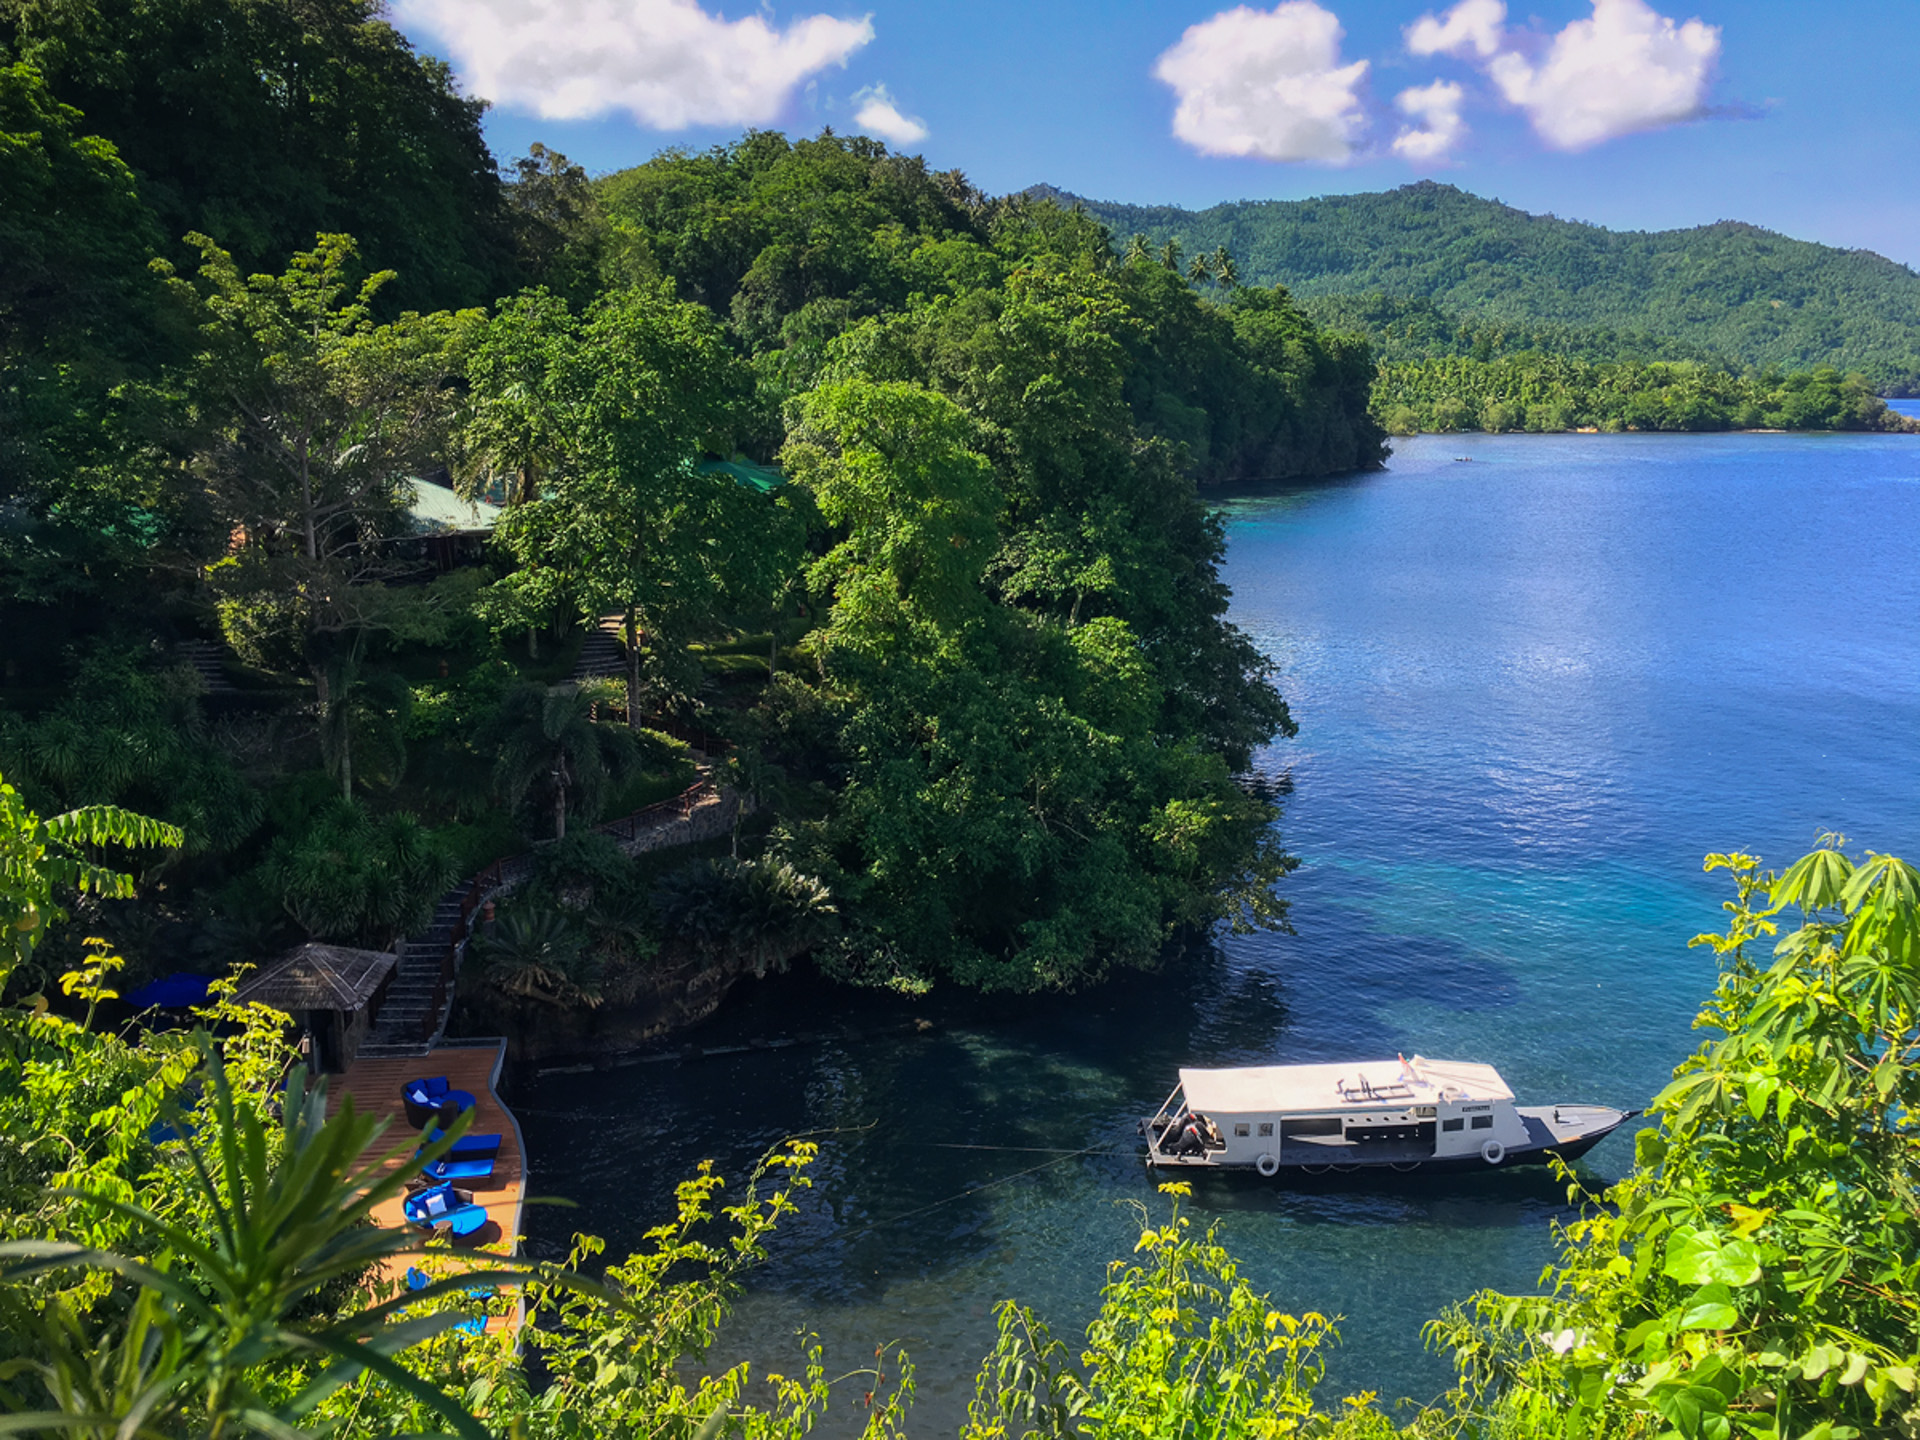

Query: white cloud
[1153,1,1369,164]
[1406,0,1505,60]
[395,0,875,129]
[851,84,927,146]
[1391,79,1467,161]
[1486,0,1719,150]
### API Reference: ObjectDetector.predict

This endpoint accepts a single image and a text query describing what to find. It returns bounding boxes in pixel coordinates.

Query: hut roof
[234,943,398,1013]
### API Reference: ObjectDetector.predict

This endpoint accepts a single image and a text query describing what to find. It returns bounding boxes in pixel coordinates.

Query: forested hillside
[1042,180,1920,393]
[2,0,1385,1004]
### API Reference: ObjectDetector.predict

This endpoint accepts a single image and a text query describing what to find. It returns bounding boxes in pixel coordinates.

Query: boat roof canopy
[1178,1056,1514,1114]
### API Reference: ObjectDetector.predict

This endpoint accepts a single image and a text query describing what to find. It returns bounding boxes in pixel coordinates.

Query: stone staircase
[360,889,469,1059]
[571,615,628,681]
[174,639,237,694]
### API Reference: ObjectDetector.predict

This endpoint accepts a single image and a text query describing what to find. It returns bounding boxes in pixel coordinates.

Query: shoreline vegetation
[4,789,1915,1438]
[4,3,1919,1433]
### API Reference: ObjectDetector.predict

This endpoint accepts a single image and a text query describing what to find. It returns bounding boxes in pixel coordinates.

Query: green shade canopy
[698,458,784,495]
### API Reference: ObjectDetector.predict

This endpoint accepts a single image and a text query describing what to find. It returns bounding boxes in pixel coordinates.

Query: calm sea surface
[515,432,1920,1427]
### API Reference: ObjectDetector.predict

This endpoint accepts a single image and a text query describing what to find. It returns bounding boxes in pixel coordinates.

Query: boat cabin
[1150,1056,1532,1169]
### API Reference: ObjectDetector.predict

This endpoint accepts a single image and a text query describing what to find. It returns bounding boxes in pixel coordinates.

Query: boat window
[1233,1123,1250,1137]
[1470,1114,1494,1130]
[1281,1117,1343,1138]
[1258,1122,1274,1137]
[1441,1118,1464,1132]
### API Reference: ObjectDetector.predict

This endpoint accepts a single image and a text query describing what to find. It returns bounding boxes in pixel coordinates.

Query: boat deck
[326,1040,526,1338]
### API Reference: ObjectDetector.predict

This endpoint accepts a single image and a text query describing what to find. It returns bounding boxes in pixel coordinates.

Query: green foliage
[476,681,642,840]
[165,231,484,659]
[1429,842,1920,1440]
[652,856,836,976]
[0,648,261,864]
[0,59,156,362]
[472,907,598,1007]
[1064,181,1920,393]
[2,0,517,312]
[463,283,807,711]
[595,135,1385,482]
[769,375,1292,991]
[1372,355,1909,435]
[0,768,181,993]
[0,1047,535,1439]
[963,1185,1343,1440]
[256,798,452,944]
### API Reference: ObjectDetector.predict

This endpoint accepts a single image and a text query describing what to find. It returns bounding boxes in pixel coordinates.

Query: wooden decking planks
[327,1041,527,1336]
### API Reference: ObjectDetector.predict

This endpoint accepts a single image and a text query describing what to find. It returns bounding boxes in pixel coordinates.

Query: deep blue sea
[514,432,1920,1428]
[1888,397,1920,420]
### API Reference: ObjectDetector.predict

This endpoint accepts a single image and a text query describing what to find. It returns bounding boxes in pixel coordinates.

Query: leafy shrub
[256,799,454,944]
[1429,842,1920,1440]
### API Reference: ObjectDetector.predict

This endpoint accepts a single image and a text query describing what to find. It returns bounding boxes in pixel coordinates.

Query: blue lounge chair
[402,1182,488,1239]
[421,1156,496,1184]
[422,1127,501,1158]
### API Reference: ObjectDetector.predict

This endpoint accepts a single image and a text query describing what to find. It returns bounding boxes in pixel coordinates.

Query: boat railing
[1142,1080,1184,1158]
[1336,1076,1415,1103]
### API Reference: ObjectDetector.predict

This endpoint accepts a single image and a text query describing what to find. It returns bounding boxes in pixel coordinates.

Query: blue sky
[390,0,1920,267]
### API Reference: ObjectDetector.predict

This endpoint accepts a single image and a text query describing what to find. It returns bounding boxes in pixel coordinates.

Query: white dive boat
[1140,1055,1634,1176]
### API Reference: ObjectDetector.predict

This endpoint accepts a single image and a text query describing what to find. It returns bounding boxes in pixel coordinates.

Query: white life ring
[1480,1139,1506,1165]
[1255,1152,1280,1177]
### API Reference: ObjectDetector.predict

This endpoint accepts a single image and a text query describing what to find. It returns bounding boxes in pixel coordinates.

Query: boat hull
[1141,1104,1636,1176]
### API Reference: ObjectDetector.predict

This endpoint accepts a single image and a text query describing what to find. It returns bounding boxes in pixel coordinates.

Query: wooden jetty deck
[326,1039,527,1337]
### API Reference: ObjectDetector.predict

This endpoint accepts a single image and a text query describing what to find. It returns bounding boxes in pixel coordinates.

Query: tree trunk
[553,761,568,840]
[313,665,352,800]
[527,626,539,660]
[624,605,642,729]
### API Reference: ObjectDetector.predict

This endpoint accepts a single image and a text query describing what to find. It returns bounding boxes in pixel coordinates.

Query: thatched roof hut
[236,943,399,1071]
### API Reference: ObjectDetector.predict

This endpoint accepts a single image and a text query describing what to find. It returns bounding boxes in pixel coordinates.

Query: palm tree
[474,909,600,1007]
[1159,238,1183,272]
[1212,247,1239,289]
[1124,233,1151,265]
[480,682,639,840]
[317,647,412,799]
[1187,254,1212,286]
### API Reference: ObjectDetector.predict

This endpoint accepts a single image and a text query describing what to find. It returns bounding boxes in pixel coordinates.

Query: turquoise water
[514,431,1920,1425]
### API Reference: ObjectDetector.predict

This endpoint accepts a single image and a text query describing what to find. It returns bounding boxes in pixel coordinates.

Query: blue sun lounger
[421,1156,496,1183]
[422,1127,502,1158]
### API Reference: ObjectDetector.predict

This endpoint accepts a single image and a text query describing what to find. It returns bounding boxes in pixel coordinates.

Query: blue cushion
[447,1206,488,1237]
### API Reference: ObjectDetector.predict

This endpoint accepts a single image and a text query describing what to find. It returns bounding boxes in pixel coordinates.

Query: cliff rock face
[449,935,813,1065]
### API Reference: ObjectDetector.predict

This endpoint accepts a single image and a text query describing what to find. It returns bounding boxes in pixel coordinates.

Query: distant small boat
[1454,455,1474,462]
[1140,1055,1633,1176]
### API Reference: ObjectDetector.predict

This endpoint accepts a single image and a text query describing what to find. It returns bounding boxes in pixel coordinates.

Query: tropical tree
[164,232,484,774]
[1430,840,1920,1440]
[464,284,803,721]
[479,682,640,841]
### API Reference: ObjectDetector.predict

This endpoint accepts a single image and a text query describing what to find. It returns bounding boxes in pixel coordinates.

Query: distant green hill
[1032,182,1920,394]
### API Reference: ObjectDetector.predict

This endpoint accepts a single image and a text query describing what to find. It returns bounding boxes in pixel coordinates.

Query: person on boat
[1177,1112,1209,1155]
